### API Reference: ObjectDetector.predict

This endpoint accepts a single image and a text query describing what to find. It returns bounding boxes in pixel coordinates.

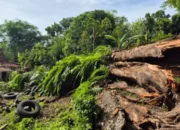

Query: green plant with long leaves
[105,34,127,48]
[38,46,111,96]
[33,65,109,130]
[8,66,48,91]
[105,34,145,49]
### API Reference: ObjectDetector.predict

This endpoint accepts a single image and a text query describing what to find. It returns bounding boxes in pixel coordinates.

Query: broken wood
[109,62,174,94]
[118,96,149,124]
[110,39,180,77]
[97,39,180,129]
[125,87,160,98]
[111,39,180,61]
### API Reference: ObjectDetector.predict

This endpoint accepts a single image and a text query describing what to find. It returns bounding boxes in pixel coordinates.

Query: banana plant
[105,34,127,49]
[105,34,145,49]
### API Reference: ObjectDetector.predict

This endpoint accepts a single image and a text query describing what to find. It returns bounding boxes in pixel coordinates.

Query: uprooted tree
[97,38,180,130]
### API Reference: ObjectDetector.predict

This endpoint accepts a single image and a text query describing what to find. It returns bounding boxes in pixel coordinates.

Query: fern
[38,45,111,96]
[88,65,109,84]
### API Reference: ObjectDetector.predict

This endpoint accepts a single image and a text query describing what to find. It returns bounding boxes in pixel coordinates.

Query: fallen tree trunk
[110,39,180,76]
[109,61,175,93]
[97,39,180,130]
[111,39,180,61]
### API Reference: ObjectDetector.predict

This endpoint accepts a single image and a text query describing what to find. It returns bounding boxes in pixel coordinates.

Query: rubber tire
[3,92,18,99]
[17,100,41,117]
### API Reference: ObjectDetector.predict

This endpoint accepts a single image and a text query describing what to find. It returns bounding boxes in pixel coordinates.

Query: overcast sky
[0,0,176,34]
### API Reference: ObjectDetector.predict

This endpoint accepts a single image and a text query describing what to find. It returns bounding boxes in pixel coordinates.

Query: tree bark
[111,39,180,61]
[110,39,180,76]
[98,38,180,130]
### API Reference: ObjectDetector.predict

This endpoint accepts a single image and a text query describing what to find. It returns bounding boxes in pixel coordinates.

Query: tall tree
[45,17,74,37]
[45,22,62,37]
[63,10,115,55]
[144,13,155,42]
[171,14,180,34]
[60,17,74,31]
[0,20,40,61]
[152,10,171,34]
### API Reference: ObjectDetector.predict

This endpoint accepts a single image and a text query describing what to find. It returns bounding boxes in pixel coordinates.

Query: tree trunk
[110,39,180,76]
[97,38,180,130]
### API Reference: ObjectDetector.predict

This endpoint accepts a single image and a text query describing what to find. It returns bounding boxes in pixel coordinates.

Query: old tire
[17,100,40,117]
[3,92,18,99]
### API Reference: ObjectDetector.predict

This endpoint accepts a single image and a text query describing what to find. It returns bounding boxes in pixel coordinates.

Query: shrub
[38,46,111,96]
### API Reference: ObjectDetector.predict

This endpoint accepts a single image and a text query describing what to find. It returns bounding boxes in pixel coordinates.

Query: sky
[0,0,177,34]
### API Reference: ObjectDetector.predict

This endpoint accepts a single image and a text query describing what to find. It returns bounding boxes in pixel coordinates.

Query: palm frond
[104,35,118,43]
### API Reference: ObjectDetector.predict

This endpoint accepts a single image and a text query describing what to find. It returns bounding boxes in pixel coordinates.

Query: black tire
[17,100,41,117]
[3,92,18,99]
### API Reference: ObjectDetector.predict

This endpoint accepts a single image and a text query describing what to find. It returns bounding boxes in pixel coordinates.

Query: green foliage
[49,37,65,60]
[29,66,48,87]
[151,31,173,42]
[0,109,34,130]
[129,10,175,45]
[3,8,180,130]
[1,61,107,129]
[19,118,35,130]
[0,110,19,130]
[46,17,74,37]
[105,34,127,48]
[130,18,146,36]
[0,42,14,61]
[152,10,171,33]
[18,43,56,69]
[136,38,141,46]
[171,14,180,34]
[0,81,9,92]
[60,17,74,31]
[72,81,97,130]
[63,10,115,55]
[174,76,180,84]
[8,66,47,91]
[2,113,35,130]
[39,102,46,108]
[88,65,109,84]
[129,19,147,45]
[34,63,108,130]
[8,71,29,91]
[163,0,180,13]
[45,22,62,37]
[39,55,80,96]
[39,45,111,96]
[0,20,40,61]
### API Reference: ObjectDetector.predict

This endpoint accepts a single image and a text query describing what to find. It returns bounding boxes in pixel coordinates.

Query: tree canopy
[163,0,180,12]
[0,20,40,61]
